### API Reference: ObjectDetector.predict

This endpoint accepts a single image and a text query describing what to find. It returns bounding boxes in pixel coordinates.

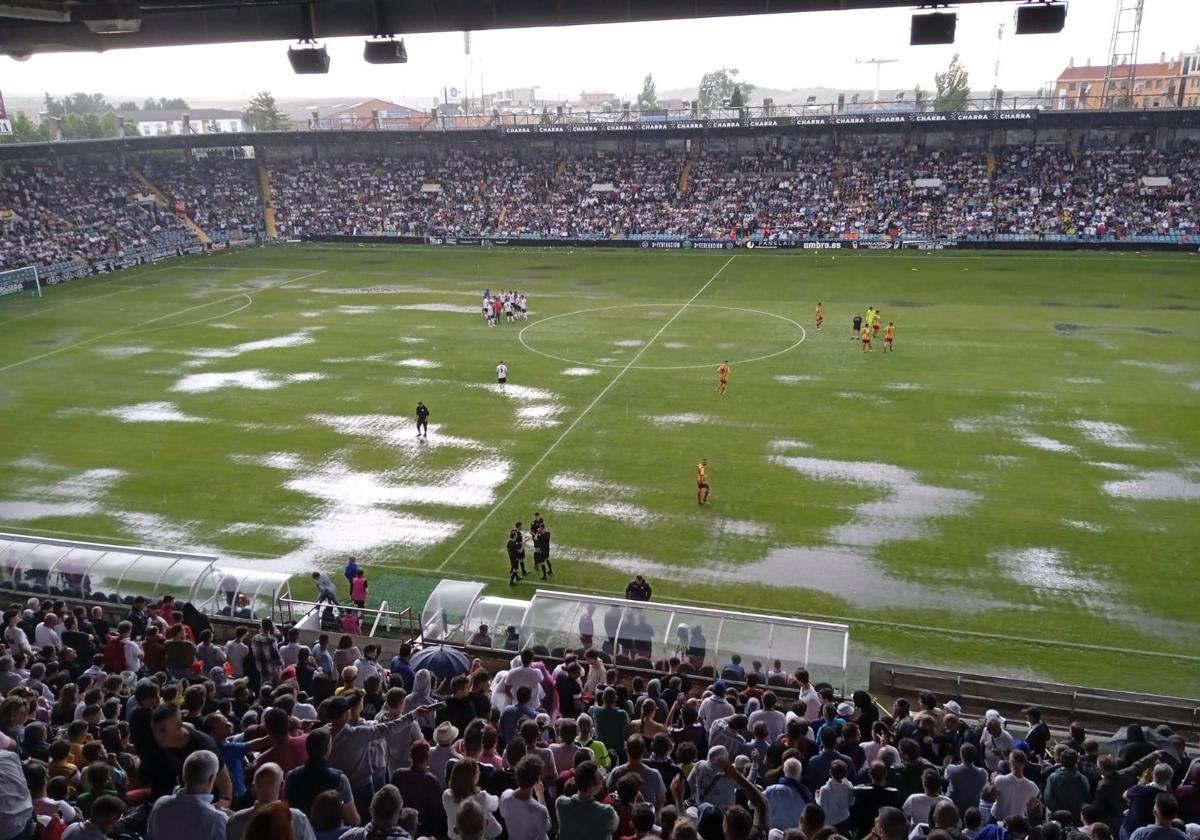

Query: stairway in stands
[258,164,279,238]
[677,156,695,199]
[554,159,567,181]
[131,167,212,245]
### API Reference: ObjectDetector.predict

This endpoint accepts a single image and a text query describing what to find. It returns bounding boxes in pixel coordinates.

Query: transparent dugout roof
[0,532,291,620]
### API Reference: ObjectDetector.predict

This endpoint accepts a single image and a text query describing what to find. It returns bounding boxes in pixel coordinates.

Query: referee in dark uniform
[416,401,429,439]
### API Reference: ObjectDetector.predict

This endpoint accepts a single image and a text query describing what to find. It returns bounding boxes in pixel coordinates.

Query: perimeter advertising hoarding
[495,110,1037,134]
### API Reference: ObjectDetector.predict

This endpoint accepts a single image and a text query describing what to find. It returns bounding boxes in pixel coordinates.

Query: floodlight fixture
[910,6,957,46]
[364,37,407,64]
[288,2,329,74]
[81,2,141,33]
[1015,1,1067,35]
[288,41,329,74]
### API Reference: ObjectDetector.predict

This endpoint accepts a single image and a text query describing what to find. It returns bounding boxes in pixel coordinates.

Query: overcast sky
[6,0,1200,106]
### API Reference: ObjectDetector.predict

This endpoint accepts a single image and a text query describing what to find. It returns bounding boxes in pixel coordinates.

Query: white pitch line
[436,255,737,572]
[0,269,324,375]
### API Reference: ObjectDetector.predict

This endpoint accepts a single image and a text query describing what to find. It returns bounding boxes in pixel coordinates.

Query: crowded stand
[135,155,266,244]
[0,159,194,273]
[1,589,1198,840]
[2,140,1200,273]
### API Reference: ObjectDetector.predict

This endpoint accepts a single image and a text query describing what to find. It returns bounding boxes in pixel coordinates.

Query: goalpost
[0,265,42,299]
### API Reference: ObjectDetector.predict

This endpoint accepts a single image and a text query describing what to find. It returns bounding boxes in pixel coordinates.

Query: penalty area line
[435,254,738,572]
[0,269,324,374]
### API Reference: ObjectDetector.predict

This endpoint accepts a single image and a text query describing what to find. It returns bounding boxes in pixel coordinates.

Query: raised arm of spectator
[724,762,769,828]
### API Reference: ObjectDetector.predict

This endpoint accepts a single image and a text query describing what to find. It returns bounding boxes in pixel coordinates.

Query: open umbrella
[1104,724,1182,762]
[410,645,470,679]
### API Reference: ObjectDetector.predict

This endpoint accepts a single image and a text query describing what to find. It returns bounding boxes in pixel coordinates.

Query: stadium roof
[1057,61,1182,82]
[0,0,1014,58]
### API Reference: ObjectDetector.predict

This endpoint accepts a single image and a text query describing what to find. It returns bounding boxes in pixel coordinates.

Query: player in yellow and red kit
[872,310,881,336]
[696,459,710,505]
[717,361,730,395]
[883,321,895,352]
[815,303,824,331]
[861,325,873,352]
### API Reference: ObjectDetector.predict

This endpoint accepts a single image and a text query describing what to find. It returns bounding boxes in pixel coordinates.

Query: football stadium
[0,2,1198,839]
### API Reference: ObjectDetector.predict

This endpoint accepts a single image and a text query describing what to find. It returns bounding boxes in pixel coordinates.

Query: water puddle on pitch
[646,412,714,427]
[100,402,203,423]
[1071,420,1148,450]
[562,367,599,377]
[1101,469,1200,501]
[171,370,324,394]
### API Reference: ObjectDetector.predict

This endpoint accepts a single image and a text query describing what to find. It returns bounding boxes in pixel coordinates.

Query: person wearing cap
[699,682,735,733]
[981,712,1015,773]
[391,740,445,838]
[687,745,741,810]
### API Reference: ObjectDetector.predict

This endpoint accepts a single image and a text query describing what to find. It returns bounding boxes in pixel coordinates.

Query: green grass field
[1,244,1198,695]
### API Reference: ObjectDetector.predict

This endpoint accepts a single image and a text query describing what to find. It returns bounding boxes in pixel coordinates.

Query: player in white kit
[497,361,508,388]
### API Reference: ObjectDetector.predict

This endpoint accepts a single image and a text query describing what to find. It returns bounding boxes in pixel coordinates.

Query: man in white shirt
[34,613,63,651]
[795,669,823,722]
[698,681,735,732]
[353,646,386,689]
[992,750,1040,822]
[496,361,508,386]
[505,649,543,702]
[498,755,551,840]
[225,628,251,679]
[749,691,788,743]
[980,713,1015,773]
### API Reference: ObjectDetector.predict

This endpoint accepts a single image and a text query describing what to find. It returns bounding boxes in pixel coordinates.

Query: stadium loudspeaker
[1015,2,1067,35]
[288,44,330,74]
[364,37,407,64]
[910,11,957,45]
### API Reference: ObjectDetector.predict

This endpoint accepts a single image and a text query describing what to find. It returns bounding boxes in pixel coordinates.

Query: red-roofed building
[1052,54,1200,110]
[314,98,427,130]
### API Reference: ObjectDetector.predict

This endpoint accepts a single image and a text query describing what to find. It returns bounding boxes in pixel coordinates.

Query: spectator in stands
[947,743,990,815]
[556,760,618,840]
[340,784,408,840]
[1046,749,1093,823]
[146,749,227,840]
[1128,793,1188,840]
[228,763,316,840]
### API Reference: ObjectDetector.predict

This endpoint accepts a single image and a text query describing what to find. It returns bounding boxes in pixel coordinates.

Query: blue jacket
[764,778,813,831]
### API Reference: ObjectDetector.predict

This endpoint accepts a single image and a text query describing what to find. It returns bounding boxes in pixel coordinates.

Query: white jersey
[497,363,508,380]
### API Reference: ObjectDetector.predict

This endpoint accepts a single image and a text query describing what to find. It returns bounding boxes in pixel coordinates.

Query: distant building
[116,108,246,136]
[1052,53,1200,110]
[316,98,426,130]
[578,90,616,109]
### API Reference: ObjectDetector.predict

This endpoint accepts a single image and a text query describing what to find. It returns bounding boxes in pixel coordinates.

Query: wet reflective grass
[1,245,1198,695]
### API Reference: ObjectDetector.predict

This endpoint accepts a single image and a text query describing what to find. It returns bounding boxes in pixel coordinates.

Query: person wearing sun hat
[429,723,460,785]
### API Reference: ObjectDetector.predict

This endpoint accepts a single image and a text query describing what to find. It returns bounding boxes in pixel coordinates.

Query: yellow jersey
[696,463,708,484]
[717,364,730,381]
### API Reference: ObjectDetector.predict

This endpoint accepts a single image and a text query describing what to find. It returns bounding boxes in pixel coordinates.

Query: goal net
[0,265,41,299]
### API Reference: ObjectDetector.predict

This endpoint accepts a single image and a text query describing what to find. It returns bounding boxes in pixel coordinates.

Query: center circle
[518,303,807,370]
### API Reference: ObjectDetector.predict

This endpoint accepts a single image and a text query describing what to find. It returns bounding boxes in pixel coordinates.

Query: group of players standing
[506,512,553,585]
[816,302,896,352]
[481,288,528,326]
